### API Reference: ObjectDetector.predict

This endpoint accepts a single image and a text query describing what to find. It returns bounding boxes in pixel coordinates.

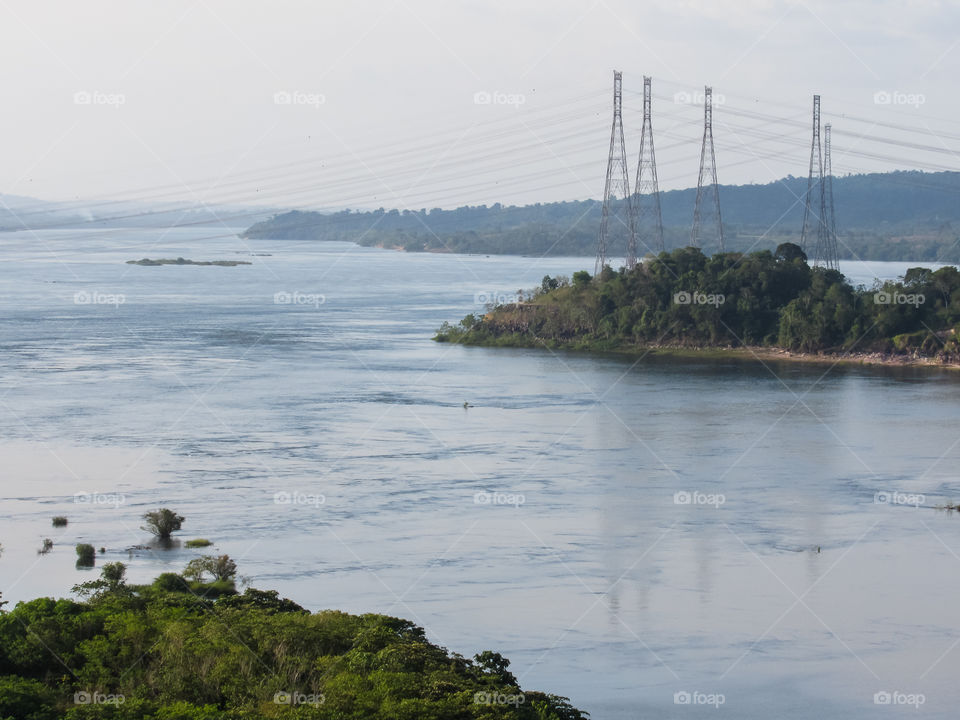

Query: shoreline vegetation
[434,244,960,369]
[0,568,587,720]
[442,340,960,370]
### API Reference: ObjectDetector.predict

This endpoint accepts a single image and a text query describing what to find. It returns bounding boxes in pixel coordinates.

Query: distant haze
[0,0,957,211]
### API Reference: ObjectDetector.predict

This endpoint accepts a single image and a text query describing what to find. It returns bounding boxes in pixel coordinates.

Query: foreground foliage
[0,570,586,720]
[436,244,960,359]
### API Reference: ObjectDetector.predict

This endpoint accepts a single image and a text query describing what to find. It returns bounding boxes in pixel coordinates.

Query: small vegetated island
[126,257,252,266]
[435,243,960,365]
[0,568,586,719]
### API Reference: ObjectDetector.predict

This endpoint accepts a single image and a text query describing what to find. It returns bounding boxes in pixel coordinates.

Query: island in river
[127,257,252,266]
[435,243,960,368]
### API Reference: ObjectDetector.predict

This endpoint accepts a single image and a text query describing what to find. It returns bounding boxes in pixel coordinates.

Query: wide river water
[1,227,958,718]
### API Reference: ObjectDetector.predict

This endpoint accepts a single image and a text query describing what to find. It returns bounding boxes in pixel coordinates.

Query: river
[0,227,957,718]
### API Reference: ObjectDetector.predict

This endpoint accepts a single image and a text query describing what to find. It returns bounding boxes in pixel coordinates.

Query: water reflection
[0,230,958,719]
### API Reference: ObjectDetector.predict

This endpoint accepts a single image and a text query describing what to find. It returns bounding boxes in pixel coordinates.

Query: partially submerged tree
[141,509,184,540]
[75,544,95,567]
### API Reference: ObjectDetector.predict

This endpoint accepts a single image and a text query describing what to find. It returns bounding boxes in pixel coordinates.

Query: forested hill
[241,170,960,261]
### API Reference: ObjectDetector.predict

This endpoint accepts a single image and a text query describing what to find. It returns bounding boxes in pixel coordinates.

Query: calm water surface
[0,228,957,718]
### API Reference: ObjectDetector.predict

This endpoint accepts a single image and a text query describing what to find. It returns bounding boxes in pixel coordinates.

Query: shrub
[189,579,237,599]
[141,509,184,540]
[185,538,212,548]
[75,544,95,567]
[216,588,306,613]
[183,554,237,583]
[101,562,126,587]
[72,562,128,599]
[152,573,190,593]
[51,516,68,527]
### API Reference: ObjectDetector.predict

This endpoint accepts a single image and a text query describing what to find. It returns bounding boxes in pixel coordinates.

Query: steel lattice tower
[632,76,664,256]
[821,122,840,270]
[800,95,824,259]
[596,70,636,275]
[800,95,840,270]
[691,86,724,251]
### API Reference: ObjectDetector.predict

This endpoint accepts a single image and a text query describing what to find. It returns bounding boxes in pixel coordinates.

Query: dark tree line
[242,170,960,262]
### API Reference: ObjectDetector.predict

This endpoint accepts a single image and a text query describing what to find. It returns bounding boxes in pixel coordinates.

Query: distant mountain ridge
[242,170,960,262]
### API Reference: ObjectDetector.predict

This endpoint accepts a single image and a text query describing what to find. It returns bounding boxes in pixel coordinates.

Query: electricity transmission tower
[632,76,664,256]
[596,70,636,275]
[822,122,839,269]
[800,96,838,270]
[691,86,724,251]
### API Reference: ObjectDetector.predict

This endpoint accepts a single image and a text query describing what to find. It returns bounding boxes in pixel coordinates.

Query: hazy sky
[0,0,957,211]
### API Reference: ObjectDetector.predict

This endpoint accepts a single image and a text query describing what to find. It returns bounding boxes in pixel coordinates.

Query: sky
[0,0,957,212]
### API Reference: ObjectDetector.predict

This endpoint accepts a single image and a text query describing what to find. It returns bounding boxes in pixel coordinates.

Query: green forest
[434,243,960,361]
[0,565,586,720]
[241,170,960,262]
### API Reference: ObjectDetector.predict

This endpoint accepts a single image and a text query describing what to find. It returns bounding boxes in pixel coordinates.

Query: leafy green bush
[75,543,95,567]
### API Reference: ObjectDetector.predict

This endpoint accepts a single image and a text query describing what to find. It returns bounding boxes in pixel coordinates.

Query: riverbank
[436,333,960,369]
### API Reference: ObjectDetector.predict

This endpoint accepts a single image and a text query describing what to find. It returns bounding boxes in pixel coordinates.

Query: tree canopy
[0,569,587,720]
[436,245,960,361]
